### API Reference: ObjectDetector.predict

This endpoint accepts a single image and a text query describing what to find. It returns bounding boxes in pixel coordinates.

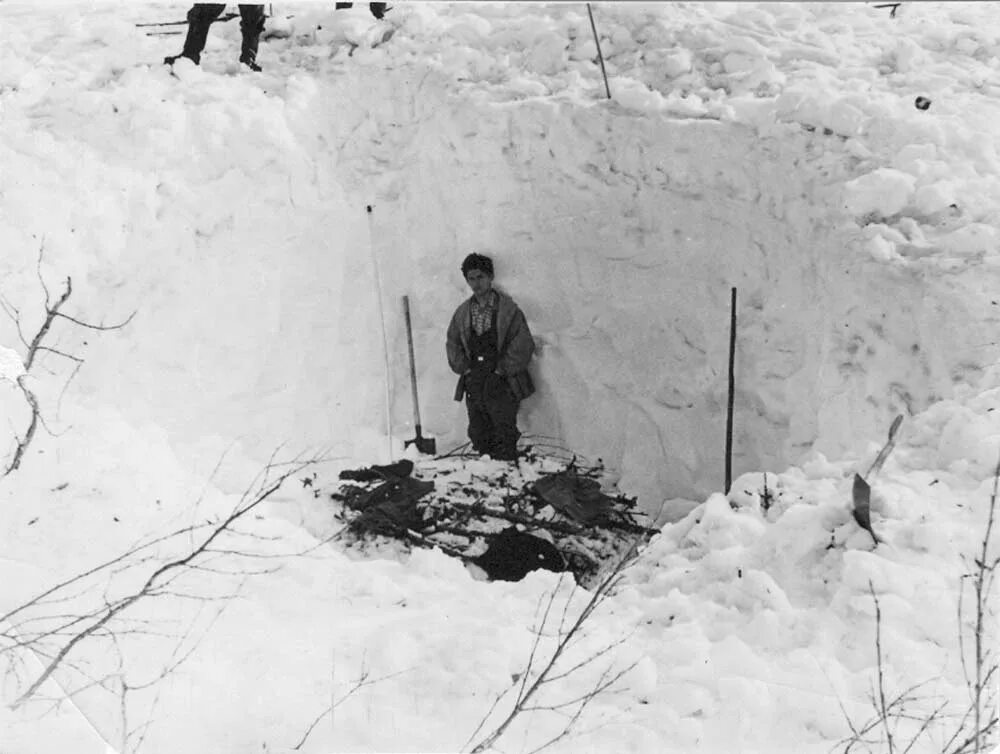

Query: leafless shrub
[464,541,643,753]
[1,452,328,752]
[291,651,412,751]
[1,243,136,477]
[836,454,1000,754]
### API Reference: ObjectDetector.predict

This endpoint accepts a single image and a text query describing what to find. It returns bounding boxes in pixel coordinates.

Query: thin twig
[12,458,319,707]
[24,277,71,372]
[466,542,640,753]
[53,309,137,332]
[868,580,895,754]
[292,665,412,751]
[3,377,39,476]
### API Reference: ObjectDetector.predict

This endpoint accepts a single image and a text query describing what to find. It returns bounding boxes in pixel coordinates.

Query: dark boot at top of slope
[239,56,262,72]
[335,2,390,20]
[239,7,266,72]
[163,4,222,66]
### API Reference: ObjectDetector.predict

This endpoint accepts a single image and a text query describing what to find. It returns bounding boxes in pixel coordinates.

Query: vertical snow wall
[2,62,996,516]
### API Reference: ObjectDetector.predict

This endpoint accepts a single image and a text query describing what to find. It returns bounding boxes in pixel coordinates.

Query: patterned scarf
[470,290,498,336]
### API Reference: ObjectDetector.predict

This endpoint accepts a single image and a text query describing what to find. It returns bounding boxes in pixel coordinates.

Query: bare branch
[867,581,895,754]
[24,277,71,372]
[32,345,84,364]
[0,522,208,626]
[466,541,642,753]
[12,456,320,707]
[3,377,40,477]
[53,309,137,332]
[292,664,412,751]
[0,292,28,348]
[35,242,51,305]
[523,659,639,754]
[539,630,634,685]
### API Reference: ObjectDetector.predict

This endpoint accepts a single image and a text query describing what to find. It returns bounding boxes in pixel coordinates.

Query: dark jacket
[447,289,535,401]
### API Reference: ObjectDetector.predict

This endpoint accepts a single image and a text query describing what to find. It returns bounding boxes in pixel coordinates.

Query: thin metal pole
[586,3,611,100]
[725,287,737,493]
[366,204,394,462]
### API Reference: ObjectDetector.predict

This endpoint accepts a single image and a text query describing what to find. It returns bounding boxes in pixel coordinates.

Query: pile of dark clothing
[329,455,657,586]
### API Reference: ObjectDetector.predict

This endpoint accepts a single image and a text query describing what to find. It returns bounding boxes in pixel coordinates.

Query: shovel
[851,414,904,546]
[402,295,437,455]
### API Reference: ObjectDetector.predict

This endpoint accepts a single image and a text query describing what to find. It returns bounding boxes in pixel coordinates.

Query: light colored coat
[447,289,536,401]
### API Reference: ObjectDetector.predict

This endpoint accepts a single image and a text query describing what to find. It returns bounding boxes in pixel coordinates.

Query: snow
[0,346,24,384]
[1,2,1000,753]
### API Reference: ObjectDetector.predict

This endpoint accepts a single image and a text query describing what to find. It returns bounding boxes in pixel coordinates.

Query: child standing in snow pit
[447,254,535,461]
[164,4,266,72]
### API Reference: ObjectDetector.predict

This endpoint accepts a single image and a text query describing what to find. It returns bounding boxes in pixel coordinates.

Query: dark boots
[335,3,389,19]
[164,4,220,65]
[238,6,266,71]
[164,4,265,71]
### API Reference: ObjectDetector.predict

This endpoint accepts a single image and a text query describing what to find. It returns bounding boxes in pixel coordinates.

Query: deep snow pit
[3,3,1000,754]
[2,4,999,518]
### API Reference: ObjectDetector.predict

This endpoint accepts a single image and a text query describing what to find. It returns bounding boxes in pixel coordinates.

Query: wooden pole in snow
[725,287,737,493]
[586,4,612,100]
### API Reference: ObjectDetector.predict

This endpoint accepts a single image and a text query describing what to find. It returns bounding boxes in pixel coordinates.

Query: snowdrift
[3,3,1000,754]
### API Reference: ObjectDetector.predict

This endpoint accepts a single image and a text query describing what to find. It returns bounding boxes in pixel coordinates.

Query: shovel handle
[403,295,422,428]
[865,414,904,480]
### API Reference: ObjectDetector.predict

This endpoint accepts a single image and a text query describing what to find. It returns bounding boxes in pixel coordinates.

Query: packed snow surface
[2,2,1000,753]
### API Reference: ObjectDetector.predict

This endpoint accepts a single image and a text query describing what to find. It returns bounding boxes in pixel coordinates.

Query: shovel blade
[851,473,879,545]
[405,429,436,456]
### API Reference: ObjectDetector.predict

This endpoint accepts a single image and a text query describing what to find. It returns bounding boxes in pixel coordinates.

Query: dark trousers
[179,4,265,64]
[466,372,520,460]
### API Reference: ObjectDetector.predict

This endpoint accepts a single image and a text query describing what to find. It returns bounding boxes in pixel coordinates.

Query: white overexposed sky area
[2,2,1000,753]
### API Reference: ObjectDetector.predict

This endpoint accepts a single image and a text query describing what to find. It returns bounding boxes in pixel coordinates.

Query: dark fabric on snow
[343,476,434,538]
[339,459,414,482]
[533,466,615,525]
[473,527,565,581]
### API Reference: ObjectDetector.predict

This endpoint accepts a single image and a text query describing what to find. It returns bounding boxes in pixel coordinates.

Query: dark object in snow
[873,3,901,19]
[725,286,737,494]
[852,474,880,546]
[850,415,903,546]
[339,458,414,482]
[343,475,434,537]
[163,4,265,71]
[865,414,903,479]
[915,96,931,111]
[335,2,390,19]
[586,3,612,100]
[332,451,655,586]
[533,463,614,525]
[473,527,565,581]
